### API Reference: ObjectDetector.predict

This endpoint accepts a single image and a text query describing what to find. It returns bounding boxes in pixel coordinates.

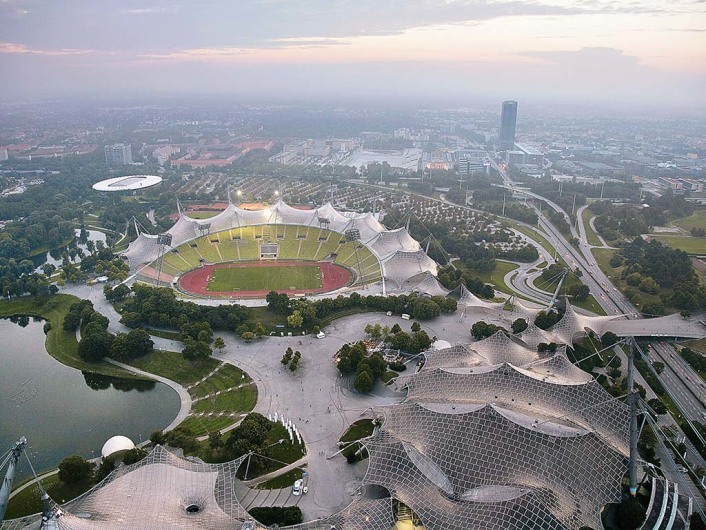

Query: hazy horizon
[1,0,704,112]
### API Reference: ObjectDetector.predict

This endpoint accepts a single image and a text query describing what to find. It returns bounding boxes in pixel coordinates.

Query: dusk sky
[1,0,704,109]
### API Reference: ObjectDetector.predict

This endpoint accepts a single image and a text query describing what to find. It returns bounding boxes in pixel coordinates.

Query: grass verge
[340,419,376,443]
[5,474,92,520]
[581,208,603,247]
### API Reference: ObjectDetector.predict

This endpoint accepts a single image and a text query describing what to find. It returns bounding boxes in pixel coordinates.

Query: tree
[182,339,212,361]
[511,318,528,334]
[615,495,646,530]
[58,455,93,485]
[471,321,506,340]
[410,322,421,332]
[208,430,224,451]
[241,331,255,342]
[78,330,114,362]
[165,426,197,452]
[150,431,166,445]
[601,331,619,348]
[568,284,590,301]
[354,370,374,393]
[122,447,148,465]
[213,337,226,351]
[287,310,304,328]
[336,342,366,374]
[647,398,667,415]
[652,361,665,375]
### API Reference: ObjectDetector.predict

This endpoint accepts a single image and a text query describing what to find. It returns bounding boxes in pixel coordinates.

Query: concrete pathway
[105,359,191,433]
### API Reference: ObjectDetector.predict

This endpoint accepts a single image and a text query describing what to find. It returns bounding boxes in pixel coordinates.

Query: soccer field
[206,264,323,292]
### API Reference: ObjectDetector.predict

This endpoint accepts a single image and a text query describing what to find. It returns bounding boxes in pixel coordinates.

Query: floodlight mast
[0,437,27,522]
[627,337,639,496]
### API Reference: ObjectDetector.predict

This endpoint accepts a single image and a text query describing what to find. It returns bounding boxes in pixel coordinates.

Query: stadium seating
[149,223,383,283]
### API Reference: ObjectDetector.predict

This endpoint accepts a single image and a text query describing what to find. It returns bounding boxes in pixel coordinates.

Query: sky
[0,0,705,110]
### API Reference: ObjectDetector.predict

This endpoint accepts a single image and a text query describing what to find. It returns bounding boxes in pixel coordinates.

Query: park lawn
[0,294,139,380]
[673,210,706,232]
[189,364,252,398]
[685,338,706,354]
[193,383,258,413]
[207,264,322,292]
[256,467,304,490]
[5,473,93,519]
[179,416,237,438]
[651,234,706,255]
[126,349,220,386]
[340,419,376,443]
[581,208,603,247]
[592,248,621,282]
[461,260,519,297]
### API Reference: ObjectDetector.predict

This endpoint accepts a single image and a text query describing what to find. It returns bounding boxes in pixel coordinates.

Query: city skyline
[0,0,704,110]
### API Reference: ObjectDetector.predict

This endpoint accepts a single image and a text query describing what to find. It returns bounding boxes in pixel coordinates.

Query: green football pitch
[207,264,323,292]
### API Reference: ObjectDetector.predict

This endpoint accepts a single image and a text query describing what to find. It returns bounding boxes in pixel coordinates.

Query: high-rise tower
[499,100,518,151]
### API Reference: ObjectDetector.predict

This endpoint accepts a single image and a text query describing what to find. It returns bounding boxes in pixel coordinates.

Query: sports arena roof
[122,199,443,296]
[92,174,162,192]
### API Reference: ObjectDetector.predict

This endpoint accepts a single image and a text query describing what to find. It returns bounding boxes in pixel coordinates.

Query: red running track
[178,260,353,299]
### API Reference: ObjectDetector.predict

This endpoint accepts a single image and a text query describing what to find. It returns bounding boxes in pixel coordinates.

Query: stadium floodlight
[154,234,173,287]
[345,229,360,242]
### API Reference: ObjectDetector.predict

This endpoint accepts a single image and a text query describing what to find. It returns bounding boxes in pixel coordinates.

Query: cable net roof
[400,364,629,454]
[447,284,504,310]
[472,331,542,366]
[0,446,262,530]
[368,228,420,261]
[397,271,448,297]
[381,250,438,290]
[362,402,626,530]
[121,232,162,268]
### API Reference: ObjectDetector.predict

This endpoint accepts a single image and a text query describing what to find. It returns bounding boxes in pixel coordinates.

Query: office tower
[104,143,133,165]
[499,100,518,151]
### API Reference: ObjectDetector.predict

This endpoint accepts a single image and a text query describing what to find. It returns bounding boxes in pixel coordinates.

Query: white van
[401,314,411,320]
[316,331,326,339]
[293,479,303,496]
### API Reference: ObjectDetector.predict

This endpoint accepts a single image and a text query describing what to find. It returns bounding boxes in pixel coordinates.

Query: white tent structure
[122,199,443,296]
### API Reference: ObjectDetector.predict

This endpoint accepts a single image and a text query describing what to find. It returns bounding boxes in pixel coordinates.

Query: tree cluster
[679,347,706,373]
[249,506,303,526]
[281,347,302,371]
[534,308,564,330]
[120,284,250,331]
[471,321,507,340]
[66,299,154,362]
[437,265,495,299]
[620,237,704,310]
[0,257,57,297]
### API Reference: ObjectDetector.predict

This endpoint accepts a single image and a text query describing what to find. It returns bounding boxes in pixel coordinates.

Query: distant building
[514,143,545,166]
[458,156,489,175]
[0,149,8,161]
[499,100,518,151]
[104,143,133,165]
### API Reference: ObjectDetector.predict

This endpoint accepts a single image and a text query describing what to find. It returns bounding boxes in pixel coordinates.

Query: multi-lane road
[488,157,706,426]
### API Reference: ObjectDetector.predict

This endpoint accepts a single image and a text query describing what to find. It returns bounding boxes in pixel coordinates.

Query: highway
[489,157,706,425]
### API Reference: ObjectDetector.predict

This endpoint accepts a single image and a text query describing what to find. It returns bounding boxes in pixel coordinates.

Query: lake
[0,317,179,480]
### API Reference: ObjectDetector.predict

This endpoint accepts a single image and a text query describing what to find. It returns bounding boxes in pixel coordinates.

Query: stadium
[122,199,443,299]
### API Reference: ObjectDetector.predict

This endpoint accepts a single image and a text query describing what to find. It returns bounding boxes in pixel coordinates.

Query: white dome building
[101,435,135,461]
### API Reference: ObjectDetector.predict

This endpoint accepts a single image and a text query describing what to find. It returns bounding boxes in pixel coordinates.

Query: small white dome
[101,435,135,460]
